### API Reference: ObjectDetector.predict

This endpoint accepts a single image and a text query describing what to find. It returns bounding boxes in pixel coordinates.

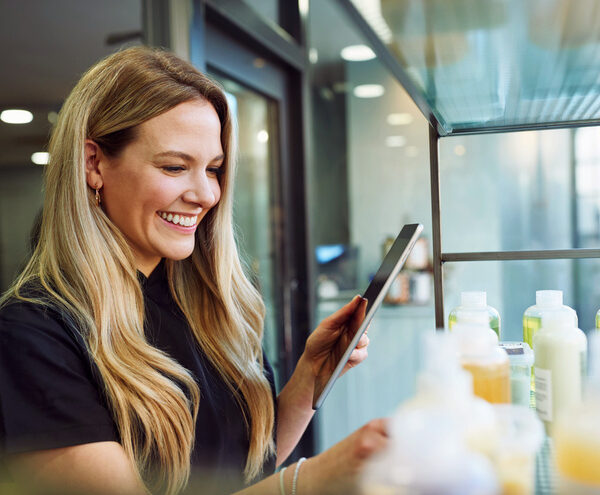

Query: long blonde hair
[1,46,275,494]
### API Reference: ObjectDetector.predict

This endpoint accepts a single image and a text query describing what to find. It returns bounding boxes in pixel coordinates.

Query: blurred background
[2,0,600,459]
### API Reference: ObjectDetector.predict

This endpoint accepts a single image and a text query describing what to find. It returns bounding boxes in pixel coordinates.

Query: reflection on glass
[352,0,600,132]
[210,74,281,385]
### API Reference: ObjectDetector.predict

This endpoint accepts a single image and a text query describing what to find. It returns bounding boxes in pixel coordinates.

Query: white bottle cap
[460,291,487,308]
[536,290,563,307]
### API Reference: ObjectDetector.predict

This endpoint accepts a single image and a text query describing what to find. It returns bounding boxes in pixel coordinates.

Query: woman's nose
[182,174,218,207]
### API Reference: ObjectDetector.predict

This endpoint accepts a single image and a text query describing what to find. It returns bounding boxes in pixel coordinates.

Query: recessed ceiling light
[1,109,33,124]
[48,111,59,124]
[353,84,385,98]
[341,44,376,62]
[385,136,406,148]
[257,130,269,143]
[31,152,50,165]
[454,144,466,156]
[387,113,413,126]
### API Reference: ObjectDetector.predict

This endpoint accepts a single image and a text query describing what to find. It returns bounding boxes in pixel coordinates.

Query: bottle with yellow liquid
[454,322,511,404]
[523,290,577,349]
[448,291,501,339]
[596,308,600,330]
[555,333,600,493]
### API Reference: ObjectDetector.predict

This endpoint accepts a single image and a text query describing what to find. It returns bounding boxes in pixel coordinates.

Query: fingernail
[361,297,368,303]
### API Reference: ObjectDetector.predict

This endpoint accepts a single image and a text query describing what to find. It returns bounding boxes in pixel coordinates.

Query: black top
[0,261,277,494]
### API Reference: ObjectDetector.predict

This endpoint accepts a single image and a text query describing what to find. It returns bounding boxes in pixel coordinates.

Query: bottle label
[535,367,552,421]
[502,343,524,355]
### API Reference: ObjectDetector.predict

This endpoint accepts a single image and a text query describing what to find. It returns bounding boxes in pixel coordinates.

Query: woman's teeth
[159,212,198,227]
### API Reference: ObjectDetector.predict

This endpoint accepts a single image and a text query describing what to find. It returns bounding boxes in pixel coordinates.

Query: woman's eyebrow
[153,151,224,163]
[153,150,194,161]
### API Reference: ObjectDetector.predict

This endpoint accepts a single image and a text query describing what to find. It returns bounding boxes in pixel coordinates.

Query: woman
[0,46,387,495]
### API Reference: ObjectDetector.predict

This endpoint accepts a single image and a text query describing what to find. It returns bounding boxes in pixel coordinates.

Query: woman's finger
[347,346,368,366]
[320,295,365,328]
[355,333,370,349]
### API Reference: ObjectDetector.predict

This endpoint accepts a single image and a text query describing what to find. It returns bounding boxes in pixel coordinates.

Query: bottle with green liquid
[448,291,501,339]
[596,309,600,330]
[523,290,577,349]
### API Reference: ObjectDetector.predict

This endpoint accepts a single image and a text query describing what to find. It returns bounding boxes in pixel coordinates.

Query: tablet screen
[312,223,423,409]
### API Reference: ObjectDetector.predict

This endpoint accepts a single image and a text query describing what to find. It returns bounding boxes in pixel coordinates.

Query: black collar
[137,259,170,303]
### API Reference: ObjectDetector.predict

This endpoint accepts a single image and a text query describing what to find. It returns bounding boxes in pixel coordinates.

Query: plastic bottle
[449,291,501,339]
[402,332,499,457]
[554,333,600,493]
[533,311,587,436]
[596,308,600,330]
[361,409,499,495]
[523,290,577,350]
[360,332,500,495]
[453,322,511,404]
[499,342,534,407]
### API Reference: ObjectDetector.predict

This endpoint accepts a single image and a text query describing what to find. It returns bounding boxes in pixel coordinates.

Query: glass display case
[343,0,600,328]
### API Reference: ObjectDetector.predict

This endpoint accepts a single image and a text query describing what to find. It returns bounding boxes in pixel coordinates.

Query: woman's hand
[304,295,370,380]
[235,419,389,495]
[298,418,389,495]
[274,296,370,464]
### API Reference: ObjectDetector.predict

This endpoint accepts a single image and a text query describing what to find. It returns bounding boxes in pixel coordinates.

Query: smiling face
[89,100,224,275]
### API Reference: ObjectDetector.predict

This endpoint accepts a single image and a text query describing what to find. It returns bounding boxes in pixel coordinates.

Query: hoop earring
[95,188,101,206]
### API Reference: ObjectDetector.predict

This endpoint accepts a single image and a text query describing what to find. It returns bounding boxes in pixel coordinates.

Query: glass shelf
[350,0,600,135]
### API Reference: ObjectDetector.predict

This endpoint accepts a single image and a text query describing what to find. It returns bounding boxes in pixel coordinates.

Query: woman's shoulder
[0,289,86,353]
[1,286,61,325]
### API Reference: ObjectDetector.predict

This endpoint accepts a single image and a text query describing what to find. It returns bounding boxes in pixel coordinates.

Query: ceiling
[0,0,142,168]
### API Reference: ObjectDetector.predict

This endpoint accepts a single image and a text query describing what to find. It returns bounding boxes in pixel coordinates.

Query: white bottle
[533,311,587,436]
[523,290,578,350]
[361,333,499,495]
[398,332,499,458]
[449,291,501,339]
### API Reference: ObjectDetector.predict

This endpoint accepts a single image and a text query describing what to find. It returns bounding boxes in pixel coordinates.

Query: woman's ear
[85,139,104,189]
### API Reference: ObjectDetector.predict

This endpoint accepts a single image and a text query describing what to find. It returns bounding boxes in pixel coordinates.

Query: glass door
[210,73,282,386]
[201,21,292,390]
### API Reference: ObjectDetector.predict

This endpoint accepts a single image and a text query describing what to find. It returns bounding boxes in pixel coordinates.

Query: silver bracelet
[291,457,307,495]
[279,466,287,495]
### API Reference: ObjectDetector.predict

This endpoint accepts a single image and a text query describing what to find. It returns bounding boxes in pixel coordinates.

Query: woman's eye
[208,166,224,177]
[162,166,185,173]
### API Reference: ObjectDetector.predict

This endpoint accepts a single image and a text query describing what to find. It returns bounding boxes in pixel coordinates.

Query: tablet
[312,223,423,409]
